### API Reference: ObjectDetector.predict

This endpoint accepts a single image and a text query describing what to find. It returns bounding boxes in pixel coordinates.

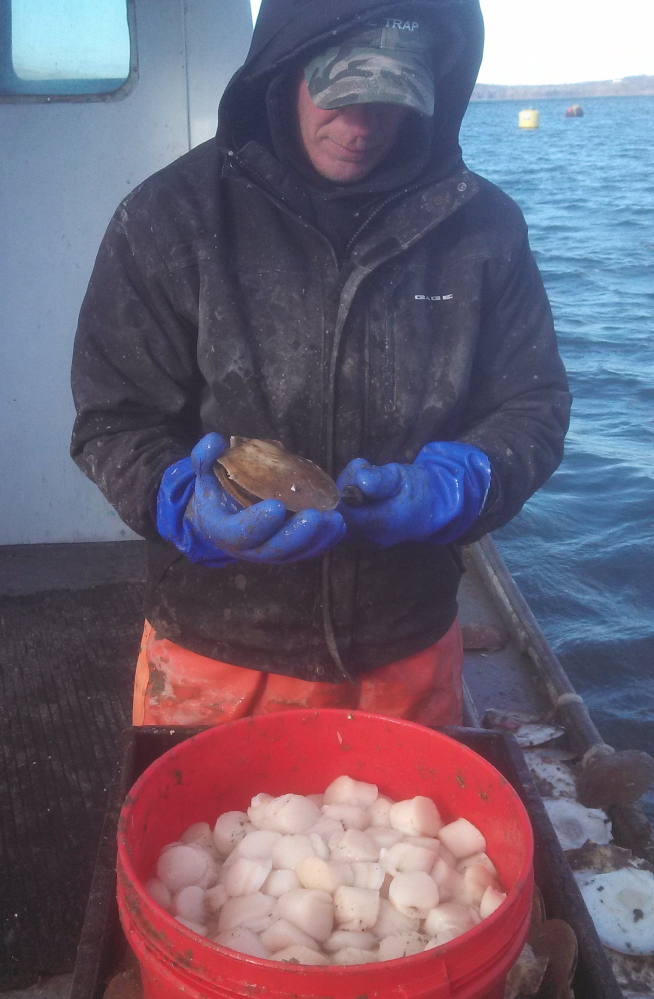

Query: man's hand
[157,433,346,566]
[336,442,491,548]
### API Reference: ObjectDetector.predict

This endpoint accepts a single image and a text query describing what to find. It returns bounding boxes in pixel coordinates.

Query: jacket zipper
[225,152,476,681]
[227,150,340,271]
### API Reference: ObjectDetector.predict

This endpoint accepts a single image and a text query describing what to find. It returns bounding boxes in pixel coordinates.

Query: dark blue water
[460,97,654,820]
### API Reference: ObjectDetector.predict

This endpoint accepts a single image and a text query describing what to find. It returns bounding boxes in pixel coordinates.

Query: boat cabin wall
[0,0,253,544]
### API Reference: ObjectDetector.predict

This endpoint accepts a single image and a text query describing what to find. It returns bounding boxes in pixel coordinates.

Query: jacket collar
[223,140,478,266]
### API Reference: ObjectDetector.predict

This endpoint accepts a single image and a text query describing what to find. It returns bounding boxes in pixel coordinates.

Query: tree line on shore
[471,75,654,101]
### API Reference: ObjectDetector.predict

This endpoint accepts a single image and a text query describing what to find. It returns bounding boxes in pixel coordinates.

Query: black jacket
[70,0,571,681]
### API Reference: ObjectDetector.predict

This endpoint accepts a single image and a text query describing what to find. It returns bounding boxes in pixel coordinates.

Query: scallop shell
[214,438,339,513]
[529,918,578,996]
[577,868,654,955]
[576,750,654,809]
[542,798,612,851]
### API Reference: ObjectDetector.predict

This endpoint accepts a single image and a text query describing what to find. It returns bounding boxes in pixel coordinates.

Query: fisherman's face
[296,77,408,183]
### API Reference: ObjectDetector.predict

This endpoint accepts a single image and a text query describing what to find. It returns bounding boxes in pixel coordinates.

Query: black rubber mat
[0,582,143,990]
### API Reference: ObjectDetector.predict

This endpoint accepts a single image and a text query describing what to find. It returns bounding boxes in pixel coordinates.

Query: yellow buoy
[518,108,540,129]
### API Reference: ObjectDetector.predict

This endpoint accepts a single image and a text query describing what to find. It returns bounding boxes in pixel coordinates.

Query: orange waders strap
[132,620,463,727]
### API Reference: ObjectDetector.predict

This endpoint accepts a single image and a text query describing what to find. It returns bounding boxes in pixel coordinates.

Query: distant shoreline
[471,75,654,101]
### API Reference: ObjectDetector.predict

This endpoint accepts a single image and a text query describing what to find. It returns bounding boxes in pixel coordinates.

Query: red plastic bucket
[117,710,533,998]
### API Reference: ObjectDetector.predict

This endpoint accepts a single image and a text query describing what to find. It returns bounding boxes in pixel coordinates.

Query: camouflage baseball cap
[304,16,436,117]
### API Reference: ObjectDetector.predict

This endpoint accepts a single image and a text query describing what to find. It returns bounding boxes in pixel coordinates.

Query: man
[70,0,570,726]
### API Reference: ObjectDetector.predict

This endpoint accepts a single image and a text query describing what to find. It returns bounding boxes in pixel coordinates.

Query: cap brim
[306,48,435,117]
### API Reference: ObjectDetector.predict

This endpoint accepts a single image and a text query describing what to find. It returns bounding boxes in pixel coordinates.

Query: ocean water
[460,97,654,819]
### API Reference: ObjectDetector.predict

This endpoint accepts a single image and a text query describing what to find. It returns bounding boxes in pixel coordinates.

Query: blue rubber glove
[336,442,491,548]
[157,433,346,566]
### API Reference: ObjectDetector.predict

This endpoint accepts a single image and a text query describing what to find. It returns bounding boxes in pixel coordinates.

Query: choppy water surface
[460,97,654,818]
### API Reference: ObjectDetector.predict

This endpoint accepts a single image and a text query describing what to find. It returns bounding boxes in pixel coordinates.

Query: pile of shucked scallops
[146,775,507,966]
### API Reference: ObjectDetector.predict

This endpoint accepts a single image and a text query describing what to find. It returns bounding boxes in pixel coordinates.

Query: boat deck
[0,544,143,994]
[460,552,551,725]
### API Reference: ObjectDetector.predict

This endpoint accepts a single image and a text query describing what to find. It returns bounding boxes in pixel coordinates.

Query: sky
[249,0,654,86]
[12,0,653,86]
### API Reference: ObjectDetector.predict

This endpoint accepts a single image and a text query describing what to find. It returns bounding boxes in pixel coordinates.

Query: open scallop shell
[543,798,612,851]
[577,868,654,955]
[214,438,339,513]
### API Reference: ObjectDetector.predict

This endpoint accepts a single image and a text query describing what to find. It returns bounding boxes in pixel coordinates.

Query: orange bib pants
[133,620,463,728]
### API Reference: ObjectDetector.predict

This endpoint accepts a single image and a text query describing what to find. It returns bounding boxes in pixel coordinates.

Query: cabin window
[0,0,134,100]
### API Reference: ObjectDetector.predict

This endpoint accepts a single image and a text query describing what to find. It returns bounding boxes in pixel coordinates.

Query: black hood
[216,0,484,181]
